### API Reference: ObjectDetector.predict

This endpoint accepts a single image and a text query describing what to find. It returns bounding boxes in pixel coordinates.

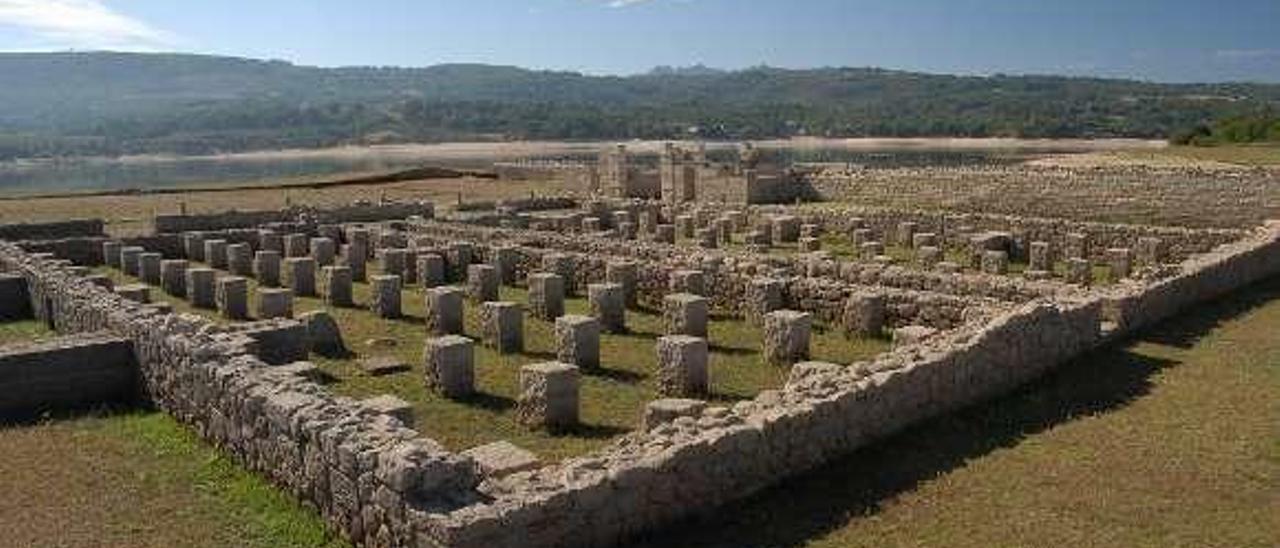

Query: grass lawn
[0,318,55,345]
[96,264,889,461]
[1159,144,1280,167]
[0,411,348,548]
[633,276,1280,547]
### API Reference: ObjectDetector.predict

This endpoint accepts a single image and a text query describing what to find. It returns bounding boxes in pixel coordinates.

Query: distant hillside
[1,51,1278,160]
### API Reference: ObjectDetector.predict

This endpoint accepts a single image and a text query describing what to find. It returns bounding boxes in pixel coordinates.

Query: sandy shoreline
[3,138,1166,167]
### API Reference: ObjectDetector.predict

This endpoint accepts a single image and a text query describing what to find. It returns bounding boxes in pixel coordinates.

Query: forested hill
[2,51,1279,160]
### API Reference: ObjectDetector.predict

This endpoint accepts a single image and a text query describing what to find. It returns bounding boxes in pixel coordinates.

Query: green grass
[0,318,54,345]
[97,264,889,461]
[1159,144,1280,167]
[0,411,348,548]
[635,276,1280,548]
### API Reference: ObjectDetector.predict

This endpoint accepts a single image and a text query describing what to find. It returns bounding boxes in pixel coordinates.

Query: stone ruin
[3,186,1280,548]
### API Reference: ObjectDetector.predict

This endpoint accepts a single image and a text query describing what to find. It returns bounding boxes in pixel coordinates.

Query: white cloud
[1215,49,1280,61]
[0,0,174,50]
[601,0,687,8]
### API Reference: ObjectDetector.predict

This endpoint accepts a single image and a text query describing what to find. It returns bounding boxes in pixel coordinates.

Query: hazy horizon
[0,1,1277,84]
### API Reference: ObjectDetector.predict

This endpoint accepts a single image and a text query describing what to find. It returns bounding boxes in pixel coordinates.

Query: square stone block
[424,335,474,398]
[516,362,579,430]
[555,315,600,370]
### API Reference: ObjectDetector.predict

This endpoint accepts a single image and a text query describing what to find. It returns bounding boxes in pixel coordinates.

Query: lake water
[0,144,1049,194]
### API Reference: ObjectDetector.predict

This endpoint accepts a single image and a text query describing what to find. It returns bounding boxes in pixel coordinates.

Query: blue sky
[0,0,1277,82]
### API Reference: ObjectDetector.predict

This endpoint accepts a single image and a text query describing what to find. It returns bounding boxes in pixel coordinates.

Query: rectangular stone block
[411,253,442,289]
[115,283,150,304]
[1107,247,1134,280]
[120,246,144,277]
[466,264,499,303]
[283,257,317,297]
[541,253,576,295]
[656,335,709,397]
[370,275,403,319]
[380,248,408,278]
[257,287,294,319]
[746,277,785,325]
[423,335,474,398]
[185,268,216,308]
[490,245,519,286]
[481,301,524,354]
[664,293,708,337]
[588,283,626,334]
[763,310,811,366]
[1029,241,1052,271]
[669,269,705,296]
[102,241,122,268]
[606,260,638,308]
[424,287,465,335]
[226,243,253,276]
[138,252,162,285]
[310,237,336,266]
[204,240,228,269]
[516,362,579,430]
[254,250,282,287]
[181,233,205,261]
[258,230,283,254]
[321,265,354,307]
[447,241,474,282]
[842,292,885,338]
[555,315,600,370]
[284,233,310,258]
[160,259,188,297]
[216,276,249,320]
[527,273,565,321]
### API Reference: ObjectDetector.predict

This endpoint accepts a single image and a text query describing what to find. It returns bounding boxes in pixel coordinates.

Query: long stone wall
[0,242,483,547]
[0,219,105,241]
[154,203,433,233]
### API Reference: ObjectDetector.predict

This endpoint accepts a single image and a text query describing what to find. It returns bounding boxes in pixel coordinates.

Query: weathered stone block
[424,287,464,335]
[527,273,565,321]
[284,233,310,258]
[542,253,576,295]
[860,241,884,260]
[115,283,150,304]
[300,310,345,357]
[102,241,122,269]
[138,252,162,285]
[342,243,367,282]
[642,398,706,430]
[310,237,336,266]
[370,275,402,319]
[185,268,216,308]
[516,362,579,430]
[204,240,228,269]
[481,301,524,354]
[257,287,294,319]
[669,269,705,296]
[656,335,709,397]
[417,253,446,288]
[283,257,317,297]
[664,293,708,337]
[1066,232,1089,260]
[772,215,800,243]
[1137,236,1164,266]
[181,233,204,261]
[918,246,942,269]
[447,241,474,282]
[321,265,353,307]
[763,310,811,366]
[606,260,638,308]
[696,227,718,249]
[226,243,253,276]
[555,315,600,370]
[588,283,626,333]
[216,276,249,320]
[160,259,188,297]
[257,230,283,254]
[842,292,885,338]
[360,395,414,427]
[982,250,1009,275]
[424,335,474,398]
[1066,257,1092,285]
[799,237,821,252]
[490,245,520,286]
[120,246,144,277]
[654,224,676,244]
[253,250,281,287]
[893,325,938,347]
[746,277,785,325]
[1029,241,1052,271]
[912,232,938,249]
[466,264,499,303]
[461,441,540,477]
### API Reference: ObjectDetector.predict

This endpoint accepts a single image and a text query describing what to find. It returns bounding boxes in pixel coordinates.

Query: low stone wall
[426,296,1103,547]
[1102,221,1280,334]
[154,203,433,233]
[0,332,138,416]
[766,205,1242,264]
[0,219,105,241]
[0,242,482,547]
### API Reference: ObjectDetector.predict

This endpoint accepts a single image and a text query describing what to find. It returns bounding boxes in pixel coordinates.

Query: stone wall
[0,219,105,241]
[154,203,433,233]
[0,242,483,547]
[0,273,32,320]
[0,332,139,416]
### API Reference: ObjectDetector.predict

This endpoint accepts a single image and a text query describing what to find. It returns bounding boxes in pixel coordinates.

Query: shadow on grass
[627,276,1280,548]
[0,401,143,429]
[709,343,757,357]
[588,365,647,384]
[460,392,516,413]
